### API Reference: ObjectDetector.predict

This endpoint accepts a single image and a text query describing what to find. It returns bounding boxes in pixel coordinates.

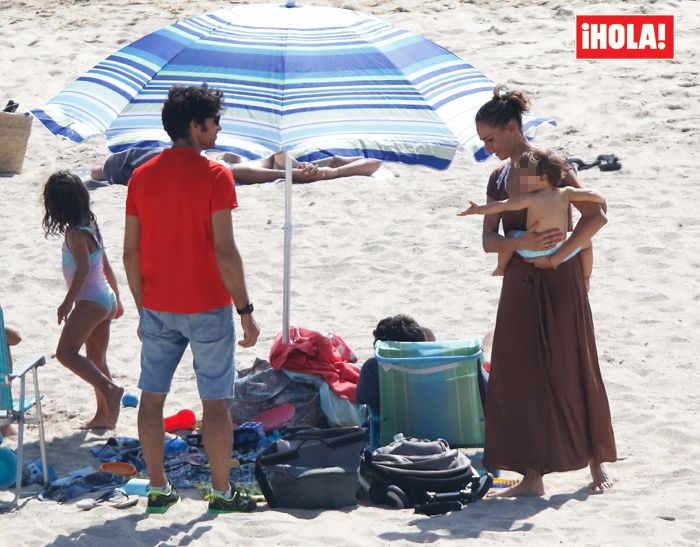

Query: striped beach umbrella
[32,1,554,339]
[31,1,553,165]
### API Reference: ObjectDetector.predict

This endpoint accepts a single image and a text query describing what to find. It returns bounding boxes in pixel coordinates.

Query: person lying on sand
[91,148,381,186]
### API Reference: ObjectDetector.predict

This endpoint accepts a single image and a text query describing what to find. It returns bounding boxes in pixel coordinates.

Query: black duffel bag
[256,427,365,509]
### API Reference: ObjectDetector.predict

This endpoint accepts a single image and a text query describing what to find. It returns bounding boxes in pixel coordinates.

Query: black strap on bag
[255,460,278,508]
[258,428,365,466]
[414,500,463,516]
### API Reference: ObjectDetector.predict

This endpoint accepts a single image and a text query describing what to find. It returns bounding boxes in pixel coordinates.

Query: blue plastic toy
[122,393,139,408]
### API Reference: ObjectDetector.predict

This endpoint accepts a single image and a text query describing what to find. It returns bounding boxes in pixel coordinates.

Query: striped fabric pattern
[31,3,554,168]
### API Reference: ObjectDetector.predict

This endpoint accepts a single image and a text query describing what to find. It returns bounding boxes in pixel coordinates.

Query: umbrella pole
[282,152,292,343]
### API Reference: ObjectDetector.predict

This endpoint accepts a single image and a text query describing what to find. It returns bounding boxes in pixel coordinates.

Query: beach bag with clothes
[255,427,365,509]
[359,436,493,515]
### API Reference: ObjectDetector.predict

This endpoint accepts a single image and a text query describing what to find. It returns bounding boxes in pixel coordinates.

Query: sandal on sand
[77,487,138,510]
[566,154,622,172]
[596,154,622,171]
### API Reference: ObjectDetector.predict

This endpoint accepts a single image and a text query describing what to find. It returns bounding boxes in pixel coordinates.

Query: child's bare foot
[105,385,124,430]
[590,461,613,492]
[487,472,545,498]
[492,266,505,277]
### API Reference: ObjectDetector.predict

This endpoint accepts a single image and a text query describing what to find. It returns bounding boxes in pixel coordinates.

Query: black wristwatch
[236,302,254,315]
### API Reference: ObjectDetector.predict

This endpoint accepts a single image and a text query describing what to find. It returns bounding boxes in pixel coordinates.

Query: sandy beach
[1,0,700,544]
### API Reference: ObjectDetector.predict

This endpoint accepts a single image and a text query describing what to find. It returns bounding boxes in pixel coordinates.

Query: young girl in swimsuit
[42,171,124,429]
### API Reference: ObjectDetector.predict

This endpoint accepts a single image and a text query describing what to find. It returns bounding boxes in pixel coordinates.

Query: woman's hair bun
[493,84,531,113]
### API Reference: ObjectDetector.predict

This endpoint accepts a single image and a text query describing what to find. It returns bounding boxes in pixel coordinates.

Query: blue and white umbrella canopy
[31,2,554,168]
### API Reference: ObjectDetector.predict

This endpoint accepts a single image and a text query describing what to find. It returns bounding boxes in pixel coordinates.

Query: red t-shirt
[125,148,238,313]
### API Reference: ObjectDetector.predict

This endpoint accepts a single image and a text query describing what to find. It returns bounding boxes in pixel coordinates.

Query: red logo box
[576,14,674,59]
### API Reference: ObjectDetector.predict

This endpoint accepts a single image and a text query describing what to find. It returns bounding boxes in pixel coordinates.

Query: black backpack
[360,437,493,515]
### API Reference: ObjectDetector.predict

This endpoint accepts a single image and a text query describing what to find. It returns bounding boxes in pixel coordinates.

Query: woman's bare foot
[590,461,613,492]
[488,471,545,498]
[492,266,505,277]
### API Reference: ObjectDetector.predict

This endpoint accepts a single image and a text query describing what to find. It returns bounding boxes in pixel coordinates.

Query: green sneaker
[207,487,257,514]
[147,484,179,514]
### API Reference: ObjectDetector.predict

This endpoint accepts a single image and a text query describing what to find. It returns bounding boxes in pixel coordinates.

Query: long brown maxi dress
[482,165,617,475]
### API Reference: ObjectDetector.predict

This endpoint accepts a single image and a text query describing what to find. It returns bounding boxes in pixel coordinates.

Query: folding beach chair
[0,306,48,509]
[371,339,486,449]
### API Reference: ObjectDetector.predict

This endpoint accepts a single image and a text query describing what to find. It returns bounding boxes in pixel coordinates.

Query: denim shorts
[138,305,236,400]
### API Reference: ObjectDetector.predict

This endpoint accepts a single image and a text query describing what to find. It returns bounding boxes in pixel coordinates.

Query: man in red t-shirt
[123,84,259,514]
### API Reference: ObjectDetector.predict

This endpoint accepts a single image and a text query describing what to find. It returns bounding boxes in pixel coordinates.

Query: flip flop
[77,487,138,510]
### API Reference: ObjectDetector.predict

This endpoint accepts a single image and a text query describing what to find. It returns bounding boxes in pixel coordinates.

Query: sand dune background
[2,0,699,544]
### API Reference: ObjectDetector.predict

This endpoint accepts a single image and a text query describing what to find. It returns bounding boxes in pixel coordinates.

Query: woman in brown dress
[477,85,617,496]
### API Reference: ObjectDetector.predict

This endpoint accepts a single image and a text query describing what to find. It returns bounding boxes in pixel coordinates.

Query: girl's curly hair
[42,170,95,236]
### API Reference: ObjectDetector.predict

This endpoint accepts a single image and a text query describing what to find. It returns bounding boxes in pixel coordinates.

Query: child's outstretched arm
[102,253,124,319]
[457,195,528,216]
[59,229,91,324]
[565,187,607,208]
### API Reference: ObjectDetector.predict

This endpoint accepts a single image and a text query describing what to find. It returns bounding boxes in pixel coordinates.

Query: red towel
[269,327,360,402]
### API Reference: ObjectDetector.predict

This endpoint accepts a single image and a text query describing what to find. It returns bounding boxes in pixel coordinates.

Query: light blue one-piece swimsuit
[62,222,117,314]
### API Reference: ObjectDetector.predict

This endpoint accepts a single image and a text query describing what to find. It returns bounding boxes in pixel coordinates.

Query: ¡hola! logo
[576,14,675,59]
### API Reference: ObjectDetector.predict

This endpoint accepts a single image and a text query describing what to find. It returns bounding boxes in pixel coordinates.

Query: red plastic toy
[163,409,196,432]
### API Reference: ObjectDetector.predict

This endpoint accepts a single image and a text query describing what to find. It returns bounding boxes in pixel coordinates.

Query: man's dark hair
[373,314,427,343]
[161,84,224,141]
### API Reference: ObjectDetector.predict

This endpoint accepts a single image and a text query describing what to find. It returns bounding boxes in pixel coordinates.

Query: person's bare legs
[323,157,382,178]
[493,249,514,276]
[83,318,114,429]
[579,241,593,292]
[589,460,613,491]
[489,468,545,498]
[55,301,123,429]
[2,331,21,435]
[202,399,233,492]
[138,391,168,488]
